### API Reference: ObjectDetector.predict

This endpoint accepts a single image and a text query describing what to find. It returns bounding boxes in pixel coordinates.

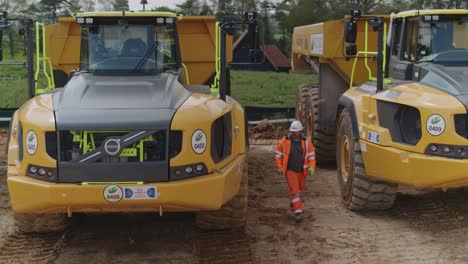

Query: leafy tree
[258,0,274,45]
[211,0,257,20]
[113,0,129,11]
[152,6,177,13]
[175,0,213,15]
[176,0,201,15]
[274,0,291,54]
[38,0,81,23]
[200,1,213,15]
[80,0,95,12]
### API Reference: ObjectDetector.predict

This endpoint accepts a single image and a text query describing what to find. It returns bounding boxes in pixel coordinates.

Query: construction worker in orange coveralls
[275,120,316,223]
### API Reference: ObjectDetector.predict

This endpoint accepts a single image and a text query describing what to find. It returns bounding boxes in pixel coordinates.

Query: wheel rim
[340,135,351,182]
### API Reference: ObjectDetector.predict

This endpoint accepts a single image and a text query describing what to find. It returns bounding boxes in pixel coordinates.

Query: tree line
[0,0,466,58]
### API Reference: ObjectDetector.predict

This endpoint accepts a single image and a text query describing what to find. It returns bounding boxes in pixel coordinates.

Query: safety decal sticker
[426,114,445,136]
[192,129,207,154]
[103,185,123,203]
[124,186,159,200]
[367,131,381,144]
[26,130,38,155]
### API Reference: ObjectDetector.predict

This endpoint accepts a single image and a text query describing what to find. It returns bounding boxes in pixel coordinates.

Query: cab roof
[75,11,177,18]
[392,9,468,18]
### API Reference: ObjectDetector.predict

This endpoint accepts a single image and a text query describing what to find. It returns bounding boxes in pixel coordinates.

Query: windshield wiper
[133,41,158,72]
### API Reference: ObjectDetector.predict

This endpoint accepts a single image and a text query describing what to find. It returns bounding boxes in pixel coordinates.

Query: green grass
[0,64,50,108]
[231,70,317,107]
[0,63,29,108]
[0,79,28,107]
[0,68,317,108]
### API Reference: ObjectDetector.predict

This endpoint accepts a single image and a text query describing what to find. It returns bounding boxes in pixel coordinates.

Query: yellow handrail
[34,22,55,95]
[182,63,190,84]
[210,22,221,94]
[349,20,390,89]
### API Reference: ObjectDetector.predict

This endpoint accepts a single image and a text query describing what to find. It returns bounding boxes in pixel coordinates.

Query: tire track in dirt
[193,230,254,264]
[247,144,468,264]
[0,231,68,264]
[52,213,197,264]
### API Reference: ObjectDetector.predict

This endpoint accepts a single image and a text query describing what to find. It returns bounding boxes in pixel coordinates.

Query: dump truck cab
[338,9,468,209]
[77,12,180,76]
[6,11,254,232]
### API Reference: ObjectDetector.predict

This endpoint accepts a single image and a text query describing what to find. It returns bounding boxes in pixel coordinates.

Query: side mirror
[344,18,357,43]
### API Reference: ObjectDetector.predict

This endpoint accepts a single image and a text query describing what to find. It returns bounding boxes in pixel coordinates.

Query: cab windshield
[80,23,179,75]
[416,15,468,65]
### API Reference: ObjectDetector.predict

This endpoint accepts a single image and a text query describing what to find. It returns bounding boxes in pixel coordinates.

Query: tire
[303,85,335,162]
[14,213,67,233]
[336,108,397,211]
[195,160,248,230]
[295,83,316,125]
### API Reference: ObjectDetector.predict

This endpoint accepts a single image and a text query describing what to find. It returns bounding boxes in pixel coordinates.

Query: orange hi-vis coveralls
[275,135,316,214]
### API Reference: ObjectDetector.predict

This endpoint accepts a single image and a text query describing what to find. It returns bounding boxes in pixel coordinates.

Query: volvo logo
[104,138,121,156]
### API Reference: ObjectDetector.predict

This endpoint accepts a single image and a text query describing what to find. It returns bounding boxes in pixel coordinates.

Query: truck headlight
[425,144,467,159]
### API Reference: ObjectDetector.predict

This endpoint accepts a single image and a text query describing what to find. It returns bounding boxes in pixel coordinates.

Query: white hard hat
[290,120,303,132]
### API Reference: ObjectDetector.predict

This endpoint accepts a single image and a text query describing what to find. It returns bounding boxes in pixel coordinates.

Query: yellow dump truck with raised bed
[292,10,468,210]
[5,11,259,232]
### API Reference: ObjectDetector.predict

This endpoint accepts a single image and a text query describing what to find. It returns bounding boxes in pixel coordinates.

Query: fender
[337,95,360,138]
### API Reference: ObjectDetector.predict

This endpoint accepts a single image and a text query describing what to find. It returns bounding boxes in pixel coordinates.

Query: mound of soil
[248,119,287,140]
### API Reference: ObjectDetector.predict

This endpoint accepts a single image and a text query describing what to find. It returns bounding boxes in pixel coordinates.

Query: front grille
[58,130,167,163]
[455,114,468,139]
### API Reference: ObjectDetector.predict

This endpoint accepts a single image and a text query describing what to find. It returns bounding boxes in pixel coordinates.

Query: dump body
[292,16,389,86]
[45,16,232,86]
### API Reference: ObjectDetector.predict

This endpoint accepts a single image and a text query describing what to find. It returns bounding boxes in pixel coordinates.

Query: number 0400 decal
[191,130,207,154]
[426,114,445,136]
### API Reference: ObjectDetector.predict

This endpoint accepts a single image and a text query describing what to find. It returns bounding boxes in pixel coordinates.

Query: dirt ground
[1,134,468,263]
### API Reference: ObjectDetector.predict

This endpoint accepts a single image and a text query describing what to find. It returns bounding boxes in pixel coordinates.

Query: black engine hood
[418,63,468,110]
[53,73,191,130]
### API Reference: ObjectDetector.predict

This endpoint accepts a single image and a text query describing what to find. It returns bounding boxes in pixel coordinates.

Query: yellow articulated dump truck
[292,10,468,210]
[5,11,260,232]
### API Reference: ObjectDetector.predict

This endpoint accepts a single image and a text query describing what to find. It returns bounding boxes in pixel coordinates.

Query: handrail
[182,63,190,84]
[210,22,220,94]
[349,20,390,89]
[34,22,55,95]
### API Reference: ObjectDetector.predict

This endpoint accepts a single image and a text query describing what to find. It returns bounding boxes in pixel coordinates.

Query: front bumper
[7,154,246,214]
[361,141,468,188]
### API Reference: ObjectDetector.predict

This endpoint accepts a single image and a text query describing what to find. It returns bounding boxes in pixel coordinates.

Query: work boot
[294,212,302,223]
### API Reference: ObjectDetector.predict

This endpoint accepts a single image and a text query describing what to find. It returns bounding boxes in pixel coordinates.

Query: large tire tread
[296,83,318,126]
[302,86,336,162]
[337,109,397,211]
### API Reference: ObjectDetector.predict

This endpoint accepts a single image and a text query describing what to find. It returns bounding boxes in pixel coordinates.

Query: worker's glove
[277,168,283,175]
[308,168,315,176]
